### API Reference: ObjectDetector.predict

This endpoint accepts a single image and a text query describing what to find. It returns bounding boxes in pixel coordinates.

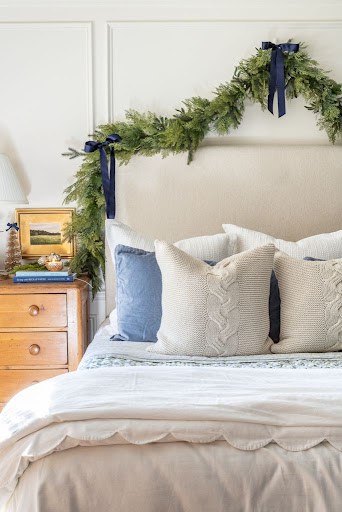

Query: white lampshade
[0,154,28,203]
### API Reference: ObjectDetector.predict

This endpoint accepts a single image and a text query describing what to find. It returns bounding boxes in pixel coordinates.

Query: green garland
[63,43,342,294]
[9,262,46,274]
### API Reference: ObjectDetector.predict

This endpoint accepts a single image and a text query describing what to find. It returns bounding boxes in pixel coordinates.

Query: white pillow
[95,317,115,337]
[106,220,236,261]
[222,224,342,259]
[109,308,118,333]
[148,241,274,357]
[272,252,342,354]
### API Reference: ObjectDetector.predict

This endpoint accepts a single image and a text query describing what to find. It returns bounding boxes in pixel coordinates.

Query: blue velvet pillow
[112,245,162,342]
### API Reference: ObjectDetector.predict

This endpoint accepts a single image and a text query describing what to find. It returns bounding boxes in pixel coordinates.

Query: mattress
[79,332,342,370]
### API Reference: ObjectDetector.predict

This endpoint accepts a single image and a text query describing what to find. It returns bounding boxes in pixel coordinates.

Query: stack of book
[13,270,76,283]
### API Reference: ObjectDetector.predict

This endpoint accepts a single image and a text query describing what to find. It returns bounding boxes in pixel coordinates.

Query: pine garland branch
[62,148,85,159]
[63,43,342,293]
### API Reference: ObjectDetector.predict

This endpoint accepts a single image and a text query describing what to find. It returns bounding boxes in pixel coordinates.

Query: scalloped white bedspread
[2,365,342,508]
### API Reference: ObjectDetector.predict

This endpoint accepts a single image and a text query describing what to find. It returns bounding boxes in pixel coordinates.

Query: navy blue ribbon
[6,222,19,231]
[84,134,122,219]
[262,42,299,117]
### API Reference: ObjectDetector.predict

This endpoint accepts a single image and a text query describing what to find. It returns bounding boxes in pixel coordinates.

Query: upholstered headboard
[105,144,342,314]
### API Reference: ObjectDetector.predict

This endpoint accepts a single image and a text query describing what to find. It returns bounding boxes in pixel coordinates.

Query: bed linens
[3,364,342,509]
[79,336,342,369]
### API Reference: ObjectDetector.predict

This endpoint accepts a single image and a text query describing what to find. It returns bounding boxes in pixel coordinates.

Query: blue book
[13,274,76,283]
[16,271,70,277]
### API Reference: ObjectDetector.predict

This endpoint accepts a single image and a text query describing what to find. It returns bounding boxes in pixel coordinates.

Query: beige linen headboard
[105,144,342,314]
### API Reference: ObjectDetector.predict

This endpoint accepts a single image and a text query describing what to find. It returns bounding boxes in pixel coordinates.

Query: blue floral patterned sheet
[78,335,342,370]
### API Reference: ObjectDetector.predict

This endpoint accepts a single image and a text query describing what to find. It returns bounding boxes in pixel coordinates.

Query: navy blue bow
[6,222,19,231]
[84,134,122,219]
[262,42,300,117]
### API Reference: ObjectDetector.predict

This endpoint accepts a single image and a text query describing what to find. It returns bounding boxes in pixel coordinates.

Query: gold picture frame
[15,208,75,259]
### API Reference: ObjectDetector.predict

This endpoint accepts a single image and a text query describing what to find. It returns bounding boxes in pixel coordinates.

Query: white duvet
[1,366,342,509]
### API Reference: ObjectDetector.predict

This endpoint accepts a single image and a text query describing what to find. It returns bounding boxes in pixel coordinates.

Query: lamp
[0,154,27,204]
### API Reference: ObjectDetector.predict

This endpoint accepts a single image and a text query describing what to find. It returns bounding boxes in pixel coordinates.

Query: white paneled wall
[0,0,341,328]
[0,22,92,202]
[109,20,342,142]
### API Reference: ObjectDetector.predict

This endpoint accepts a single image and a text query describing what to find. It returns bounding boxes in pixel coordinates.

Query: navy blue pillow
[269,271,280,342]
[303,257,325,262]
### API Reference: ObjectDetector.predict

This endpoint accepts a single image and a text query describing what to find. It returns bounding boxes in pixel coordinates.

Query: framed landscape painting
[15,208,75,259]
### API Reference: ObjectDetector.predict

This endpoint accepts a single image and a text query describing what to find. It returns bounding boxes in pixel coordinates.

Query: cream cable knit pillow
[271,252,342,354]
[148,241,275,357]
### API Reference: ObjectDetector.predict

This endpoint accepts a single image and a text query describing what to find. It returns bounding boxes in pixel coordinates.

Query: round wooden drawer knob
[28,305,40,316]
[29,344,41,355]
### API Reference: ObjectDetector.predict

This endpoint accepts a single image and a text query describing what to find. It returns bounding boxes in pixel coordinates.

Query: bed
[1,145,342,511]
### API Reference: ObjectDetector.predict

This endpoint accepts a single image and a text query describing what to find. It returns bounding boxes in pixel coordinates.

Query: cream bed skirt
[8,440,341,512]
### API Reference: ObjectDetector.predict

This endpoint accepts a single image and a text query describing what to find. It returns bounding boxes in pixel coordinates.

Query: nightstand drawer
[0,278,89,407]
[0,369,67,403]
[0,294,67,328]
[0,332,67,365]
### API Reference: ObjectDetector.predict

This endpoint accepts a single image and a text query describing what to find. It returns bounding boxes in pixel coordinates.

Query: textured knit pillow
[222,224,342,259]
[269,258,323,343]
[271,252,342,354]
[148,241,275,357]
[112,244,216,342]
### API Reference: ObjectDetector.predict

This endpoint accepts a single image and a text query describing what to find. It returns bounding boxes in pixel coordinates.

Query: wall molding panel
[107,20,342,143]
[0,22,93,133]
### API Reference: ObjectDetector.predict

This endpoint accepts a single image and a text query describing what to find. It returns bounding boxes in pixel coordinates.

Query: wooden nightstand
[0,278,89,410]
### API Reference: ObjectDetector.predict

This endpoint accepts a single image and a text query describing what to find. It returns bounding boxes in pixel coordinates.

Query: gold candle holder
[45,253,63,272]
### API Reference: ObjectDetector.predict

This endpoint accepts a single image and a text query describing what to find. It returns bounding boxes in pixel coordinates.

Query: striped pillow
[222,224,342,260]
[106,220,237,263]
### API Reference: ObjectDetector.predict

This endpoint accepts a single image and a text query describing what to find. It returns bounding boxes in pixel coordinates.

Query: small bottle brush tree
[5,227,22,271]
